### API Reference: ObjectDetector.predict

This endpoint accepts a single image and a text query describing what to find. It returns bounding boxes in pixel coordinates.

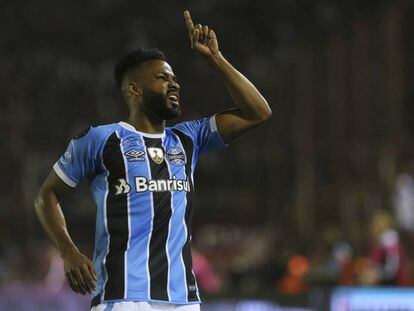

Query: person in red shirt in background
[192,249,222,294]
[369,211,407,286]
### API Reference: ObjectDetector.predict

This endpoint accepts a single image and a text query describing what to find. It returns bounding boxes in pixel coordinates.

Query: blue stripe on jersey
[171,129,199,302]
[90,172,110,302]
[123,130,152,299]
[163,134,188,302]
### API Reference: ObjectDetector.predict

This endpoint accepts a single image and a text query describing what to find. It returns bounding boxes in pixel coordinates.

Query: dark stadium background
[2,0,414,310]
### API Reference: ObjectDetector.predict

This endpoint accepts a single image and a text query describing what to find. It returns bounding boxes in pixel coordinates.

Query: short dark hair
[113,48,167,90]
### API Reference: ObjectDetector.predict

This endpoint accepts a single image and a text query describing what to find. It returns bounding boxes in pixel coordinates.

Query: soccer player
[34,10,271,311]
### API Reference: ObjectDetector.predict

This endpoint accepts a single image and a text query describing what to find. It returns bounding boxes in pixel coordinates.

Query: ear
[127,82,141,96]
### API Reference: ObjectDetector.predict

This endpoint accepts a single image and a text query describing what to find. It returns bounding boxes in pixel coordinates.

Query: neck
[126,109,166,134]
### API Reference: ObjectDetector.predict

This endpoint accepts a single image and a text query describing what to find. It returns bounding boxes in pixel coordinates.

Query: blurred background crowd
[2,0,414,309]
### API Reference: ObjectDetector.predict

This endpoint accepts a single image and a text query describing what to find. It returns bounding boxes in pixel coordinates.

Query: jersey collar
[118,121,166,138]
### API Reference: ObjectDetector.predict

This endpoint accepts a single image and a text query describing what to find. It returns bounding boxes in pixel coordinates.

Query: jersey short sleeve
[53,127,102,187]
[172,115,227,157]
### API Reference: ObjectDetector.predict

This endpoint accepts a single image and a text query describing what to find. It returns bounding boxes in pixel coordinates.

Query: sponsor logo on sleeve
[166,147,186,166]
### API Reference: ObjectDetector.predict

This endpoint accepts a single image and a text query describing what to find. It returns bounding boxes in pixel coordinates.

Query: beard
[142,90,180,120]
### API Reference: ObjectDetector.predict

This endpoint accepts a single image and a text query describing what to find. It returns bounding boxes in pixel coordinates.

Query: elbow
[34,186,49,213]
[34,190,43,212]
[258,106,272,123]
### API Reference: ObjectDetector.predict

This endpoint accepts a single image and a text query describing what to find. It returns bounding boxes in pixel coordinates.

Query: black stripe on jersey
[171,129,198,301]
[90,295,100,308]
[144,137,172,301]
[102,132,129,300]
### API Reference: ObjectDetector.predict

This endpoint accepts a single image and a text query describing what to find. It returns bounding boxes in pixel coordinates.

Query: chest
[117,134,189,177]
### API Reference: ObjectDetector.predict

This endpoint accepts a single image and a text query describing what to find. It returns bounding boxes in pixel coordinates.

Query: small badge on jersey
[147,147,164,164]
[124,149,145,162]
[60,151,72,164]
[166,147,186,166]
[60,141,75,164]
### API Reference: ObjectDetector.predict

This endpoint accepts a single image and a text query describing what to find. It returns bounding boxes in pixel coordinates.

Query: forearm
[34,188,78,256]
[207,52,272,121]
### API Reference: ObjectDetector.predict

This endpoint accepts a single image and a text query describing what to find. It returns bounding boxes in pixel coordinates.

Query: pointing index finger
[184,10,194,32]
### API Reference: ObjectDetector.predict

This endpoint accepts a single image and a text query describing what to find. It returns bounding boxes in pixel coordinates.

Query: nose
[169,80,180,91]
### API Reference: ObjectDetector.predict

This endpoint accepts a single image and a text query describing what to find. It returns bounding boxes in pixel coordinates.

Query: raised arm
[34,170,97,295]
[184,10,272,145]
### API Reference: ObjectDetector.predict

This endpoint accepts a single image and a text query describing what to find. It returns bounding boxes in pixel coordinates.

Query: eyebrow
[157,72,177,81]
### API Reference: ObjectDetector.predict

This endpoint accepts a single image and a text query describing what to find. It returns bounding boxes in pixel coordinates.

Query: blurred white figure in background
[393,172,414,233]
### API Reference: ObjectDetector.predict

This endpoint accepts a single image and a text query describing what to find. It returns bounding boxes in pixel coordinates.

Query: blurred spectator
[328,241,354,285]
[306,227,354,286]
[393,170,414,234]
[354,256,378,286]
[276,255,309,294]
[192,249,222,293]
[368,211,407,285]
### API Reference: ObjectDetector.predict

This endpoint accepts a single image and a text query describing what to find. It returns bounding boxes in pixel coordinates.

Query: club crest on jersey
[166,147,186,166]
[147,147,164,164]
[124,149,145,162]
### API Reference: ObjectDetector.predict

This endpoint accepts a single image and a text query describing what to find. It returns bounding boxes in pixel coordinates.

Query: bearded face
[141,85,180,120]
[139,60,181,121]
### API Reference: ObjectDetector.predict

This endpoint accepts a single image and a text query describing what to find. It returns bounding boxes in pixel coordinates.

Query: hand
[62,248,97,295]
[184,10,219,58]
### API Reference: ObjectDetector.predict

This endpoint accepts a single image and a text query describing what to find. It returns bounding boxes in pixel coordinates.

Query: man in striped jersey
[34,10,271,311]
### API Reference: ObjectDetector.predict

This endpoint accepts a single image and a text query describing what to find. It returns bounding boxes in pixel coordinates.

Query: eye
[156,75,167,81]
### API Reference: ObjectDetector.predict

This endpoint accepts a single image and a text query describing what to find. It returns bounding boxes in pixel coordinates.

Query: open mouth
[167,92,180,106]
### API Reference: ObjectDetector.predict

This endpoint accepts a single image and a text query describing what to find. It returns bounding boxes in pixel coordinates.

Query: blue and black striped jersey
[53,116,226,307]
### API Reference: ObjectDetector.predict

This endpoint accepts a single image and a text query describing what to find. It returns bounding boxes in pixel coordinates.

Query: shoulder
[73,123,119,144]
[170,117,215,137]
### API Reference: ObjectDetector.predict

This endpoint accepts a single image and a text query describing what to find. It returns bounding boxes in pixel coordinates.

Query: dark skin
[34,10,271,296]
[124,10,271,142]
[34,172,97,294]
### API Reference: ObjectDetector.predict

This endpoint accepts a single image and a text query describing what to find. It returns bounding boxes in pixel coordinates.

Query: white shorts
[91,301,200,311]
